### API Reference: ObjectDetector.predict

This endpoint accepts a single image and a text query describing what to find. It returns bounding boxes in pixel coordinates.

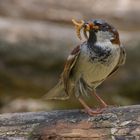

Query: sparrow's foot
[78,97,103,116]
[92,91,108,108]
[82,108,103,116]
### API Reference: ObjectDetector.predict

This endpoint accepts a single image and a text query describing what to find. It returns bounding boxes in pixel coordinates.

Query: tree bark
[0,105,139,140]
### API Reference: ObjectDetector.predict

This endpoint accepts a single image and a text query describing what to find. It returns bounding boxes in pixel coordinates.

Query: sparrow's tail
[43,80,69,100]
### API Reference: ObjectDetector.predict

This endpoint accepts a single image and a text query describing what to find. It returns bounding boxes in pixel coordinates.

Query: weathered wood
[0,105,139,140]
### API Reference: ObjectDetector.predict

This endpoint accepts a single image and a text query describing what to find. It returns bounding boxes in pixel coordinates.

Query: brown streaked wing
[107,45,126,77]
[62,45,80,94]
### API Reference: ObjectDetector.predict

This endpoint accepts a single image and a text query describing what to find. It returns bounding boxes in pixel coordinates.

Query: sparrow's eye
[101,24,110,31]
[104,25,108,29]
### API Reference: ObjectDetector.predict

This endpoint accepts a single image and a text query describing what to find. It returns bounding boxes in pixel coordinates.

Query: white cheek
[110,36,115,40]
[96,31,113,42]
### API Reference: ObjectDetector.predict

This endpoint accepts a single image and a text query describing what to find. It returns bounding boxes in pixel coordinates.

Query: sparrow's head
[72,19,120,45]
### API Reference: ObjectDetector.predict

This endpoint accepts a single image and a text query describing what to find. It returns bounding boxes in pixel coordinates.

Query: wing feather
[107,45,126,77]
[62,46,80,94]
[43,46,80,100]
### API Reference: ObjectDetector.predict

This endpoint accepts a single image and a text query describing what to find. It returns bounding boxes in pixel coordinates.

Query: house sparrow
[44,19,126,115]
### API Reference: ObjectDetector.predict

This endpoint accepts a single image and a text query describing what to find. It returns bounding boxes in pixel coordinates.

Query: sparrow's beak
[83,22,99,39]
[84,22,99,31]
[72,19,99,40]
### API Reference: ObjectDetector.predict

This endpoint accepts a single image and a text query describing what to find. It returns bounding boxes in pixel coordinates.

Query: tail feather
[43,81,69,100]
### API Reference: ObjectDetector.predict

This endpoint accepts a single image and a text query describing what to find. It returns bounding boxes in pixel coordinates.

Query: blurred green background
[0,0,140,113]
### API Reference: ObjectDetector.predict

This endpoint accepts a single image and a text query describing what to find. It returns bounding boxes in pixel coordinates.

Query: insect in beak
[72,19,84,40]
[72,19,99,40]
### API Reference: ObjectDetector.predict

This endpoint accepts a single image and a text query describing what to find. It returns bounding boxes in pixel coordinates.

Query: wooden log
[0,105,139,140]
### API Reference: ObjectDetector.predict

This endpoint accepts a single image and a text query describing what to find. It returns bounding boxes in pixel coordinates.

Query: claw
[72,19,84,40]
[82,108,103,116]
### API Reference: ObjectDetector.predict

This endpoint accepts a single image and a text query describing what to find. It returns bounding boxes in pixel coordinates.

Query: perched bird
[44,19,126,115]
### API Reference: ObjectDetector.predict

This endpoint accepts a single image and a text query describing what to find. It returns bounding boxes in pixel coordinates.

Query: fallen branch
[0,105,139,140]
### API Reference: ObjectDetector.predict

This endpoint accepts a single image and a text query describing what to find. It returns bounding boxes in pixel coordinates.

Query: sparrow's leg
[92,91,108,108]
[78,97,103,115]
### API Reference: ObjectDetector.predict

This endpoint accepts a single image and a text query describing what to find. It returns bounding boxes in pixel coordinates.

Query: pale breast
[72,42,120,87]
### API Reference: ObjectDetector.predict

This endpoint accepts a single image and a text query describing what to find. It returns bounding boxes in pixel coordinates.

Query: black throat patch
[87,31,112,64]
[88,44,112,64]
